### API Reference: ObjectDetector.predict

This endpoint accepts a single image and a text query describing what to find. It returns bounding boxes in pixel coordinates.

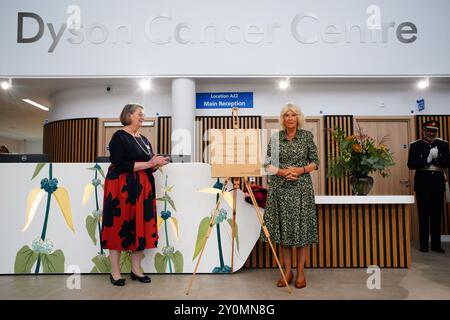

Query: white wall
[24,139,43,153]
[2,0,450,77]
[49,84,172,122]
[49,79,450,121]
[0,136,42,153]
[0,136,24,153]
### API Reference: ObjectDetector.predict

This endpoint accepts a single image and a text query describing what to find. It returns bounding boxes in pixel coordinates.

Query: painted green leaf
[193,217,212,261]
[86,216,98,245]
[157,195,177,211]
[167,196,177,212]
[91,255,111,273]
[31,163,46,180]
[98,167,106,179]
[41,250,65,273]
[172,251,184,273]
[154,253,168,273]
[227,219,240,252]
[90,266,98,273]
[14,245,38,273]
[120,251,132,273]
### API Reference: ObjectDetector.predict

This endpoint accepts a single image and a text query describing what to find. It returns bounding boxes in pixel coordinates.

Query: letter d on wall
[17,12,44,43]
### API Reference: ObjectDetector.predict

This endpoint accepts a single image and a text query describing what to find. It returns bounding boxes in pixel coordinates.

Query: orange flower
[346,135,356,141]
[352,143,362,153]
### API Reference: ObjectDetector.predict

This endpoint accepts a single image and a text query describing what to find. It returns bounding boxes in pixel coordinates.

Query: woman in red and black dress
[102,104,170,286]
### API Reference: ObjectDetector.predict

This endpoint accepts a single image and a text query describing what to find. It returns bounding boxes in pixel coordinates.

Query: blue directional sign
[196,92,253,109]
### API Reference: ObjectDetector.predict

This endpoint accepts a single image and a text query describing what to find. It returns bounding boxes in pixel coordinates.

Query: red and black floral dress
[101,130,158,251]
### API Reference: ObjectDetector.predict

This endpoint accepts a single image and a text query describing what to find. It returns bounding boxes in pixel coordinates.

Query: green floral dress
[261,129,319,247]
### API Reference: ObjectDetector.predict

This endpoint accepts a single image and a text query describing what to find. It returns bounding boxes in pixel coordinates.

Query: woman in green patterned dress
[262,103,319,289]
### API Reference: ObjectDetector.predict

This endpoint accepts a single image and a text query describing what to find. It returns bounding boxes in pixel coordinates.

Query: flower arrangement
[329,125,395,179]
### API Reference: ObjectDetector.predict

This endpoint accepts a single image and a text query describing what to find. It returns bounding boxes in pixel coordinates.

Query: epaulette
[409,139,424,145]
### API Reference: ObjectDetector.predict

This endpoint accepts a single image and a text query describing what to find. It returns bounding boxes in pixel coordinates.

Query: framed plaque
[209,129,262,178]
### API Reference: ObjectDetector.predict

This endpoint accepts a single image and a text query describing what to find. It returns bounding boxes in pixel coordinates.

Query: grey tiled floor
[1,242,449,300]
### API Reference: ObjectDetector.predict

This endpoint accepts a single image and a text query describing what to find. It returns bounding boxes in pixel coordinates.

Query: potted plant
[328,125,395,195]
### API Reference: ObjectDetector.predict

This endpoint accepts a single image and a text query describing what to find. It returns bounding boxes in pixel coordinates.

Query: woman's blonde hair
[279,103,305,129]
[120,103,144,126]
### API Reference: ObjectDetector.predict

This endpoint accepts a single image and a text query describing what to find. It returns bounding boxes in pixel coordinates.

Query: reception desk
[0,162,414,274]
[246,196,414,269]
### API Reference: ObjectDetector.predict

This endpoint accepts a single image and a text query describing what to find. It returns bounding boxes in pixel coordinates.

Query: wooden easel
[185,108,292,295]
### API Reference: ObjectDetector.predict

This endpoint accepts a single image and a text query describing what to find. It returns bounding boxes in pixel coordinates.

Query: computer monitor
[94,156,110,163]
[171,154,191,163]
[0,153,50,163]
[159,154,191,163]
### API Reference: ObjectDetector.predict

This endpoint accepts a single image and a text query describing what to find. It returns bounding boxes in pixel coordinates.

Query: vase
[350,175,374,195]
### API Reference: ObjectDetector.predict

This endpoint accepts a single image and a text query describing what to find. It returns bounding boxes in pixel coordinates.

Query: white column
[171,78,196,161]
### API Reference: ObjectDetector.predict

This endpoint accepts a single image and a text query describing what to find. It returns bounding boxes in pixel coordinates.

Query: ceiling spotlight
[1,79,11,90]
[278,78,290,90]
[417,78,429,90]
[22,99,49,111]
[139,78,151,91]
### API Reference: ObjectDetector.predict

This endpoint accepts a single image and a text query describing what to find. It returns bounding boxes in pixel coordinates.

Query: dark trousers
[416,189,444,249]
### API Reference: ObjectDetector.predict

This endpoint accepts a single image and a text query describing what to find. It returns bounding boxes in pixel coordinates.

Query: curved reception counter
[0,162,414,274]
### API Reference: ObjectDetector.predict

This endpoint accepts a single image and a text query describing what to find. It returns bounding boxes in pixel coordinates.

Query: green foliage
[193,217,211,260]
[14,245,38,273]
[154,253,168,273]
[91,254,111,273]
[40,250,65,273]
[31,163,46,180]
[172,251,184,273]
[86,216,99,245]
[15,246,65,273]
[328,126,395,178]
[157,194,177,211]
[120,251,132,273]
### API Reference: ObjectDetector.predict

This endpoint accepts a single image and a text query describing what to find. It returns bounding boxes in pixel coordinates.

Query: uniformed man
[408,120,450,253]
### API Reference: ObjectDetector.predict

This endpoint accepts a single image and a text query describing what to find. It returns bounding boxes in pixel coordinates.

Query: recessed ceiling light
[1,80,11,90]
[417,78,429,90]
[278,78,290,90]
[22,99,49,111]
[139,78,151,91]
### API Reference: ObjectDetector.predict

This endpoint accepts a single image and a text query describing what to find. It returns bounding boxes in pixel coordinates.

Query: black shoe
[419,247,429,252]
[431,247,446,253]
[110,274,126,286]
[130,270,151,283]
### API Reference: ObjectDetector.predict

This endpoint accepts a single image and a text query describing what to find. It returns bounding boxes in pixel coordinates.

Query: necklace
[124,128,151,156]
[133,135,151,156]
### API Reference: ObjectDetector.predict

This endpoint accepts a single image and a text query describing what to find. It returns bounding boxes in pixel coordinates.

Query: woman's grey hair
[120,103,144,126]
[279,103,305,129]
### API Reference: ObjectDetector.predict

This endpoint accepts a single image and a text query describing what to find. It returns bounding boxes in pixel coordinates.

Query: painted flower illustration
[82,164,135,273]
[193,178,239,273]
[154,172,183,273]
[14,163,73,274]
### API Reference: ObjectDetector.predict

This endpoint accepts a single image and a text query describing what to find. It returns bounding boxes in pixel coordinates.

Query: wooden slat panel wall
[415,115,450,235]
[324,115,354,195]
[245,203,411,268]
[157,117,172,155]
[43,118,97,162]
